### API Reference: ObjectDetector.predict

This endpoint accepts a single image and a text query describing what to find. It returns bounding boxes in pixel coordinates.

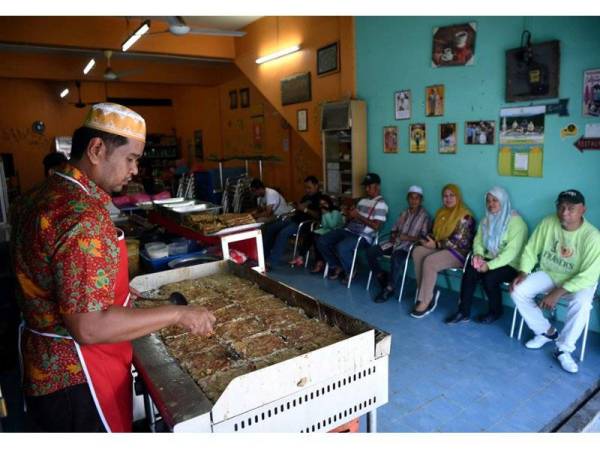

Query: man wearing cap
[510,189,600,374]
[316,173,388,284]
[11,103,216,432]
[367,185,432,303]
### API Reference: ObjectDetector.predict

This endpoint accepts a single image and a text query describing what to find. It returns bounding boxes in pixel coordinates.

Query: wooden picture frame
[505,40,560,103]
[394,90,411,120]
[439,123,457,154]
[281,72,312,106]
[425,85,444,117]
[409,123,427,153]
[239,88,250,108]
[297,109,308,132]
[229,90,238,109]
[432,22,476,68]
[317,42,340,76]
[383,126,398,153]
[193,129,204,159]
[465,120,496,145]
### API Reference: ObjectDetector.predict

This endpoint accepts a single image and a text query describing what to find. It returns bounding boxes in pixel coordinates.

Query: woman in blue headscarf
[445,187,528,325]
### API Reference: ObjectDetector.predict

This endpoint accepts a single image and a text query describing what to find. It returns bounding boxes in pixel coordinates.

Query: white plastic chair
[323,232,379,289]
[509,282,598,362]
[290,220,317,268]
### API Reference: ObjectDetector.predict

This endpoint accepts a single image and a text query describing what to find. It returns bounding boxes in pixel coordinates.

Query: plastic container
[168,240,189,256]
[144,242,168,259]
[140,241,207,272]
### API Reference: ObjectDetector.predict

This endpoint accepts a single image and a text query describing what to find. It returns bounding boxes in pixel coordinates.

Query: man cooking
[11,103,215,432]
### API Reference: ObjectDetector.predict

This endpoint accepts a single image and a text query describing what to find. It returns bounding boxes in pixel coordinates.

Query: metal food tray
[130,260,391,432]
[157,201,221,224]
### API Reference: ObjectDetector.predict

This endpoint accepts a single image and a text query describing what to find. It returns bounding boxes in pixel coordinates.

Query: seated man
[264,176,323,267]
[367,185,432,303]
[42,152,68,177]
[250,178,291,223]
[316,173,388,284]
[510,189,600,374]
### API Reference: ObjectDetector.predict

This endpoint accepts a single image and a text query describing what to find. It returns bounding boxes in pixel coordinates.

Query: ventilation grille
[231,365,377,432]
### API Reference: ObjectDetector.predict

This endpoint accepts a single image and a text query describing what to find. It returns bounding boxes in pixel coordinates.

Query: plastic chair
[365,232,393,291]
[324,232,379,289]
[290,220,317,268]
[509,282,598,362]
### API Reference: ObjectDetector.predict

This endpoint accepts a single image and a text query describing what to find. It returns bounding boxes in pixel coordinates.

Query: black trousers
[458,263,519,316]
[26,382,105,432]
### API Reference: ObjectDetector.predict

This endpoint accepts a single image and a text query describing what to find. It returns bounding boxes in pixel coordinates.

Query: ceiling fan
[150,17,247,37]
[103,50,143,81]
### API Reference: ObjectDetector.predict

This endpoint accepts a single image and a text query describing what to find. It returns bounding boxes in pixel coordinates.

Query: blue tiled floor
[267,263,600,432]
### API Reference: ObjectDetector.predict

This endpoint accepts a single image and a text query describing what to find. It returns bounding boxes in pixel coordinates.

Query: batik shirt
[11,164,120,396]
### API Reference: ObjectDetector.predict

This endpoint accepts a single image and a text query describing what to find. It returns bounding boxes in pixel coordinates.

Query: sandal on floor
[310,261,325,274]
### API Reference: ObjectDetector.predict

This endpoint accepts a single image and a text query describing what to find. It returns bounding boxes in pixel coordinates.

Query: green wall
[355,16,600,329]
[356,16,600,229]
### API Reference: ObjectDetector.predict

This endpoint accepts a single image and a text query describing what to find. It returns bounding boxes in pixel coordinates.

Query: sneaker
[525,330,558,349]
[444,311,470,325]
[554,350,579,374]
[328,268,343,280]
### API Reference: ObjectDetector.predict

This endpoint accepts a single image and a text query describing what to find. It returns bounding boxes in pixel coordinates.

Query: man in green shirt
[511,189,600,374]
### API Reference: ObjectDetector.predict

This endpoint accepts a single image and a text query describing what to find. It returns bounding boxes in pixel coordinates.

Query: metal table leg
[367,409,377,432]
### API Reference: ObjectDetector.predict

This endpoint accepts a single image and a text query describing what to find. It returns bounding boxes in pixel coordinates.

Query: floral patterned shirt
[11,164,120,396]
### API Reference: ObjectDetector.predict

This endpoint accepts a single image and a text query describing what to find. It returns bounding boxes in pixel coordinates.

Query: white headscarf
[481,186,517,256]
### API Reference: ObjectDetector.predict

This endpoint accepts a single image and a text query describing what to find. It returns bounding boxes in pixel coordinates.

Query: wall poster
[498,105,544,177]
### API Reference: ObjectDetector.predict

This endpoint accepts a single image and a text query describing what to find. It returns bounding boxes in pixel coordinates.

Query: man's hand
[177,306,216,336]
[510,272,528,292]
[348,206,359,220]
[539,288,565,311]
[129,287,142,302]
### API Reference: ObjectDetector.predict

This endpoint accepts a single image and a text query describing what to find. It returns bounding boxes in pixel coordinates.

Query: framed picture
[281,72,312,106]
[239,88,250,108]
[297,109,308,132]
[439,123,457,154]
[317,42,340,76]
[383,126,398,153]
[394,90,411,120]
[583,68,600,116]
[409,123,427,153]
[229,90,238,109]
[432,22,476,67]
[506,40,560,103]
[465,120,496,145]
[426,85,444,117]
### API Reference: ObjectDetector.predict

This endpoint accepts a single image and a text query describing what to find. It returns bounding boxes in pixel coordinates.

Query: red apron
[73,228,133,432]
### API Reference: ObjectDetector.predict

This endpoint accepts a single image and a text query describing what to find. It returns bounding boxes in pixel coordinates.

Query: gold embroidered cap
[83,103,146,143]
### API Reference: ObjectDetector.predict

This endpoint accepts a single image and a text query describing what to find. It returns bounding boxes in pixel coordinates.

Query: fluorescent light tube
[255,45,301,64]
[59,88,69,98]
[122,20,150,52]
[83,58,96,75]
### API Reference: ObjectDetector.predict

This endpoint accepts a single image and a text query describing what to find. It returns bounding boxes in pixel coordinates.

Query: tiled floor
[268,263,600,432]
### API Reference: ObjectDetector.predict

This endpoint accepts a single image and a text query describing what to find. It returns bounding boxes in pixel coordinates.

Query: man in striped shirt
[317,173,389,284]
[368,185,432,303]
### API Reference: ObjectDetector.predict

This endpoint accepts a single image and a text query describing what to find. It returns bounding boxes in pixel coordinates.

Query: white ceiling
[181,16,262,30]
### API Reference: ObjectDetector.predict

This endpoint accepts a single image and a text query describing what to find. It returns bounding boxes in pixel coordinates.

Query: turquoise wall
[356,16,600,230]
[356,16,600,330]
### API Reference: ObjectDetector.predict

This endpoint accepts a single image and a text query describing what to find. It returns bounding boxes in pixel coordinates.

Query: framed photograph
[465,120,496,145]
[317,42,340,76]
[432,22,476,67]
[383,126,398,153]
[439,123,457,154]
[409,123,427,153]
[394,90,411,120]
[506,40,560,103]
[426,85,444,117]
[281,72,312,106]
[229,90,238,109]
[583,68,600,116]
[239,88,250,108]
[297,109,308,132]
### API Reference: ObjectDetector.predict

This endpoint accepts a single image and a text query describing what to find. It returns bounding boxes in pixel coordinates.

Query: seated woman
[445,186,528,324]
[410,184,475,319]
[291,195,345,272]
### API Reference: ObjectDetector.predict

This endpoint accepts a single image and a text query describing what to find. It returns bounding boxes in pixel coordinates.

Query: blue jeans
[316,228,369,275]
[264,218,299,266]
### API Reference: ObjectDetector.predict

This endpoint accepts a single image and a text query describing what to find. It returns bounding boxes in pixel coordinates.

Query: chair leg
[323,263,329,279]
[347,244,360,289]
[291,233,300,267]
[398,255,411,304]
[517,316,524,341]
[366,271,373,291]
[304,250,310,268]
[510,307,518,339]
[580,315,590,362]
